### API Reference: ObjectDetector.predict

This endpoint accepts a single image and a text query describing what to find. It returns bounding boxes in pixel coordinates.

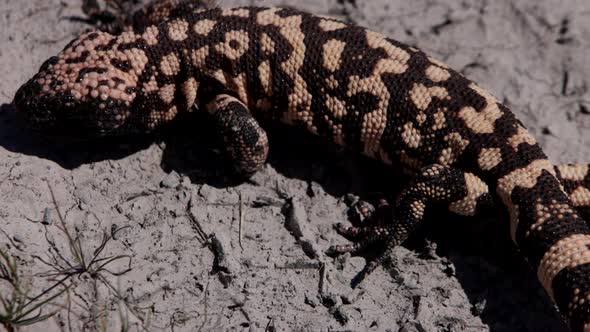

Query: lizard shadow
[158,111,409,191]
[422,213,568,331]
[0,103,154,169]
[0,102,567,331]
[161,113,568,331]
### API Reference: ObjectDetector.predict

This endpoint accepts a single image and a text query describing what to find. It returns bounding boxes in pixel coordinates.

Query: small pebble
[160,171,180,188]
[304,293,319,308]
[41,208,52,225]
[284,198,308,239]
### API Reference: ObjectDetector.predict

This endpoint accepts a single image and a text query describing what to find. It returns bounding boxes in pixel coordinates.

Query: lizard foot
[327,165,492,288]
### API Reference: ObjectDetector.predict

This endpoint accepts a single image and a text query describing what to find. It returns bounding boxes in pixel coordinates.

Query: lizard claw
[350,246,394,288]
[326,235,396,288]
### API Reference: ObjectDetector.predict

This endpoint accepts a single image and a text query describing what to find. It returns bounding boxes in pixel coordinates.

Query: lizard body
[13,1,590,330]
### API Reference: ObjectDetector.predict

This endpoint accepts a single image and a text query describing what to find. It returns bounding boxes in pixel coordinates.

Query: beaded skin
[13,1,590,330]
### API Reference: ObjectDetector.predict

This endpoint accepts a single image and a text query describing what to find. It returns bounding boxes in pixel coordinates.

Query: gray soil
[1,0,590,331]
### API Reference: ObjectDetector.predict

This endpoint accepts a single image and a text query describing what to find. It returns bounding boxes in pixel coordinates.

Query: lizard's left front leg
[328,164,493,285]
[206,94,269,176]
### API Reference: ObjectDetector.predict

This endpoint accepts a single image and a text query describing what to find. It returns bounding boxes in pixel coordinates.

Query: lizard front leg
[328,164,493,286]
[206,94,269,176]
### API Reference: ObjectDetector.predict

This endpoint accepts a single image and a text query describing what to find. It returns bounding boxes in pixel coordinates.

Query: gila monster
[12,0,590,330]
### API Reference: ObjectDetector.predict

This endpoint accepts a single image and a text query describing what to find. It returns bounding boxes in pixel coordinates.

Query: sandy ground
[2,0,590,331]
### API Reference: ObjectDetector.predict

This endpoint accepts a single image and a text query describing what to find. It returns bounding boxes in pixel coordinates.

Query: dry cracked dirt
[1,0,590,331]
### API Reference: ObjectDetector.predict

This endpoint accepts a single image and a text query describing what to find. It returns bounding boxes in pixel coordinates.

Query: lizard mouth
[14,79,130,138]
[14,81,61,134]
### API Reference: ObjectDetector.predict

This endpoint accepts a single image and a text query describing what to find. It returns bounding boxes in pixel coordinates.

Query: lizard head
[14,30,150,137]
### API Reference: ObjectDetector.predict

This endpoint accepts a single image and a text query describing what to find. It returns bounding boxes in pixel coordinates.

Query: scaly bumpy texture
[12,1,590,330]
